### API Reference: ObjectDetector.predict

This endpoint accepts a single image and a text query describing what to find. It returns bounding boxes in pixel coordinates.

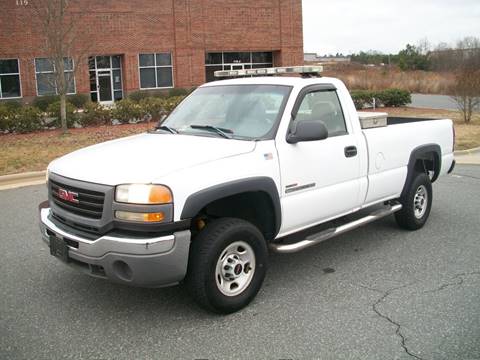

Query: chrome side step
[270,204,403,254]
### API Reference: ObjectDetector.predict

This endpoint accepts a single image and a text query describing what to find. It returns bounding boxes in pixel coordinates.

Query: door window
[296,90,347,137]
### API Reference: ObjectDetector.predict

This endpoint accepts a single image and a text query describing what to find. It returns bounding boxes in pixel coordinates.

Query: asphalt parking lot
[1,165,479,360]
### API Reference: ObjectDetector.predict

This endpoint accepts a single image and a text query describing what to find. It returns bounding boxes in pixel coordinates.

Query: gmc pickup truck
[39,66,455,313]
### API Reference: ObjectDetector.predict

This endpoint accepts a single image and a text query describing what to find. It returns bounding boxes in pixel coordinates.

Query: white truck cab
[39,66,455,313]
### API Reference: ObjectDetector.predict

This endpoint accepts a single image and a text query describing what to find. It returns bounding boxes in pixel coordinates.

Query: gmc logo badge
[58,188,79,204]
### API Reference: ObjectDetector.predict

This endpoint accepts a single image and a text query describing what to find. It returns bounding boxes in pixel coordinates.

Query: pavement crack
[424,271,480,294]
[360,283,425,360]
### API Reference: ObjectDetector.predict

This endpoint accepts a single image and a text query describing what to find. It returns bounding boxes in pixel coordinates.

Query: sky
[302,0,480,55]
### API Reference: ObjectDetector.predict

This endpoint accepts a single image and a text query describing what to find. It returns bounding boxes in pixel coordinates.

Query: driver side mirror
[287,120,329,144]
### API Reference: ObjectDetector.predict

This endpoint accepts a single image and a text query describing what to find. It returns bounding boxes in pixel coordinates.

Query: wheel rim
[413,185,428,219]
[215,241,256,297]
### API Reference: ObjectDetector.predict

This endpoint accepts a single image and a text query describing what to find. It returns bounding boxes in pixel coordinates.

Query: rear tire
[395,172,432,230]
[186,218,268,314]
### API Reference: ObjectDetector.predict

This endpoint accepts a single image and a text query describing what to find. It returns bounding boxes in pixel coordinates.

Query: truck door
[276,85,362,235]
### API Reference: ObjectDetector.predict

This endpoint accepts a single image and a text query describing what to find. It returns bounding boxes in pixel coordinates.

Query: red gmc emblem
[58,188,79,204]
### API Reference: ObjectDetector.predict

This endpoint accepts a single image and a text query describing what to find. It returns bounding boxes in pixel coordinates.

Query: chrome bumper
[39,207,191,287]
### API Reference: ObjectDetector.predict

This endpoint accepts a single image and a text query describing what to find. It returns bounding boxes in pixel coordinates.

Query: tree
[398,44,430,71]
[29,0,90,133]
[452,68,480,123]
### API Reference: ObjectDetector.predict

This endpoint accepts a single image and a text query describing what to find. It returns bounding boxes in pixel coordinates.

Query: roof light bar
[214,66,323,78]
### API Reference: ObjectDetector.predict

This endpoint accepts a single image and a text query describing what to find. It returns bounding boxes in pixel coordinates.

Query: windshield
[162,85,292,140]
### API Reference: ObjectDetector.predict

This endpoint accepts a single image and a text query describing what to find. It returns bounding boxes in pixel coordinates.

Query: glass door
[89,55,123,104]
[97,70,113,104]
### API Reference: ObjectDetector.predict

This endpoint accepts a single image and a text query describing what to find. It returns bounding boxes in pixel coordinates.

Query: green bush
[168,88,190,97]
[67,94,90,109]
[128,91,151,102]
[139,97,167,122]
[112,99,145,123]
[78,102,112,127]
[162,96,185,114]
[47,101,77,128]
[33,95,59,112]
[351,90,376,110]
[0,105,43,133]
[350,89,411,109]
[375,88,411,107]
[0,104,14,132]
[0,100,22,111]
[14,106,44,133]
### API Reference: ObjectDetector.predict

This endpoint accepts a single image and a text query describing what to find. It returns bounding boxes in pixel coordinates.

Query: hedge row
[0,96,185,133]
[351,89,411,110]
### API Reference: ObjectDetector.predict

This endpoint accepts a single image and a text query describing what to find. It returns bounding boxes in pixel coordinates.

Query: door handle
[344,146,357,158]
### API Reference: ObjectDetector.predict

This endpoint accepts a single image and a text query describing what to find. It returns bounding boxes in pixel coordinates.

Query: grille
[50,179,105,219]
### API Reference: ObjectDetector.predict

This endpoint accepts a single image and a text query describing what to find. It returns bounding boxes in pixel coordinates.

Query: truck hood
[49,133,256,185]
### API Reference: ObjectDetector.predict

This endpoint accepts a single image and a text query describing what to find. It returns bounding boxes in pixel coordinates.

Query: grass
[373,107,480,150]
[0,109,478,176]
[0,123,152,176]
[321,63,455,95]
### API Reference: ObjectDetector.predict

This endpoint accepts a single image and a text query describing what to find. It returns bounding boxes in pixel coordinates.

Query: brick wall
[0,0,303,100]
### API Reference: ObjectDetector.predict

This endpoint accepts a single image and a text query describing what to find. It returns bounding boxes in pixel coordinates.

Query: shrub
[78,102,112,127]
[33,95,59,112]
[128,91,151,102]
[351,90,375,110]
[375,88,411,107]
[139,97,167,122]
[162,96,185,114]
[67,93,90,109]
[0,100,22,111]
[350,89,411,109]
[47,101,77,128]
[0,105,43,133]
[0,104,15,132]
[168,88,190,97]
[14,106,44,133]
[112,99,145,123]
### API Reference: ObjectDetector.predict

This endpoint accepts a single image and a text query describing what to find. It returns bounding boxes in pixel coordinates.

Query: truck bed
[387,116,438,125]
[361,116,454,207]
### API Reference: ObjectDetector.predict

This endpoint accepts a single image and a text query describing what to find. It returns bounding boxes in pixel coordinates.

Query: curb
[454,146,480,156]
[0,170,46,191]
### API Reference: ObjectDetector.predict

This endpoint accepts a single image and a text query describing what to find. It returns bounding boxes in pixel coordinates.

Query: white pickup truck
[39,66,455,313]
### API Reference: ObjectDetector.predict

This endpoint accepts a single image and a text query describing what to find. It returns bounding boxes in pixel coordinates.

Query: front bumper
[39,206,191,287]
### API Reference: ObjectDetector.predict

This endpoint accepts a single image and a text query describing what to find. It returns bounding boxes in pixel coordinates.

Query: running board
[270,204,403,254]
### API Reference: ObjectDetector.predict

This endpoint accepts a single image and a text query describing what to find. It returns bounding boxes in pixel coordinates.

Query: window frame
[0,58,22,99]
[138,52,174,90]
[290,84,349,139]
[34,57,76,97]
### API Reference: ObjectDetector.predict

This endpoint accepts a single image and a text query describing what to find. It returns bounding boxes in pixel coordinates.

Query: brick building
[0,0,303,104]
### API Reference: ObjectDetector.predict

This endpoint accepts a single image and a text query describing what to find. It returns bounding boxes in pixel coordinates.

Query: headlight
[115,184,173,205]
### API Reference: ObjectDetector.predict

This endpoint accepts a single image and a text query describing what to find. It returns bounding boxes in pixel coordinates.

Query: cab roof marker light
[214,66,323,78]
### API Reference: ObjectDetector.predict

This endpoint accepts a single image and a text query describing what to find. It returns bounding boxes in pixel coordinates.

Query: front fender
[180,177,282,236]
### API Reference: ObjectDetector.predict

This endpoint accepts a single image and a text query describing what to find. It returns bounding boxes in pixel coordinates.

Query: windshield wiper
[153,125,178,134]
[190,125,233,139]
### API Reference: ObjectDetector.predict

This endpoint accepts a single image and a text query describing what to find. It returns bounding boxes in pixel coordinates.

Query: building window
[35,58,76,96]
[205,52,274,82]
[139,53,173,89]
[0,59,21,99]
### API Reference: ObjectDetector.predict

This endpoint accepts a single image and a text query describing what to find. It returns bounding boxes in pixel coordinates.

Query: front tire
[395,172,432,230]
[186,218,268,314]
